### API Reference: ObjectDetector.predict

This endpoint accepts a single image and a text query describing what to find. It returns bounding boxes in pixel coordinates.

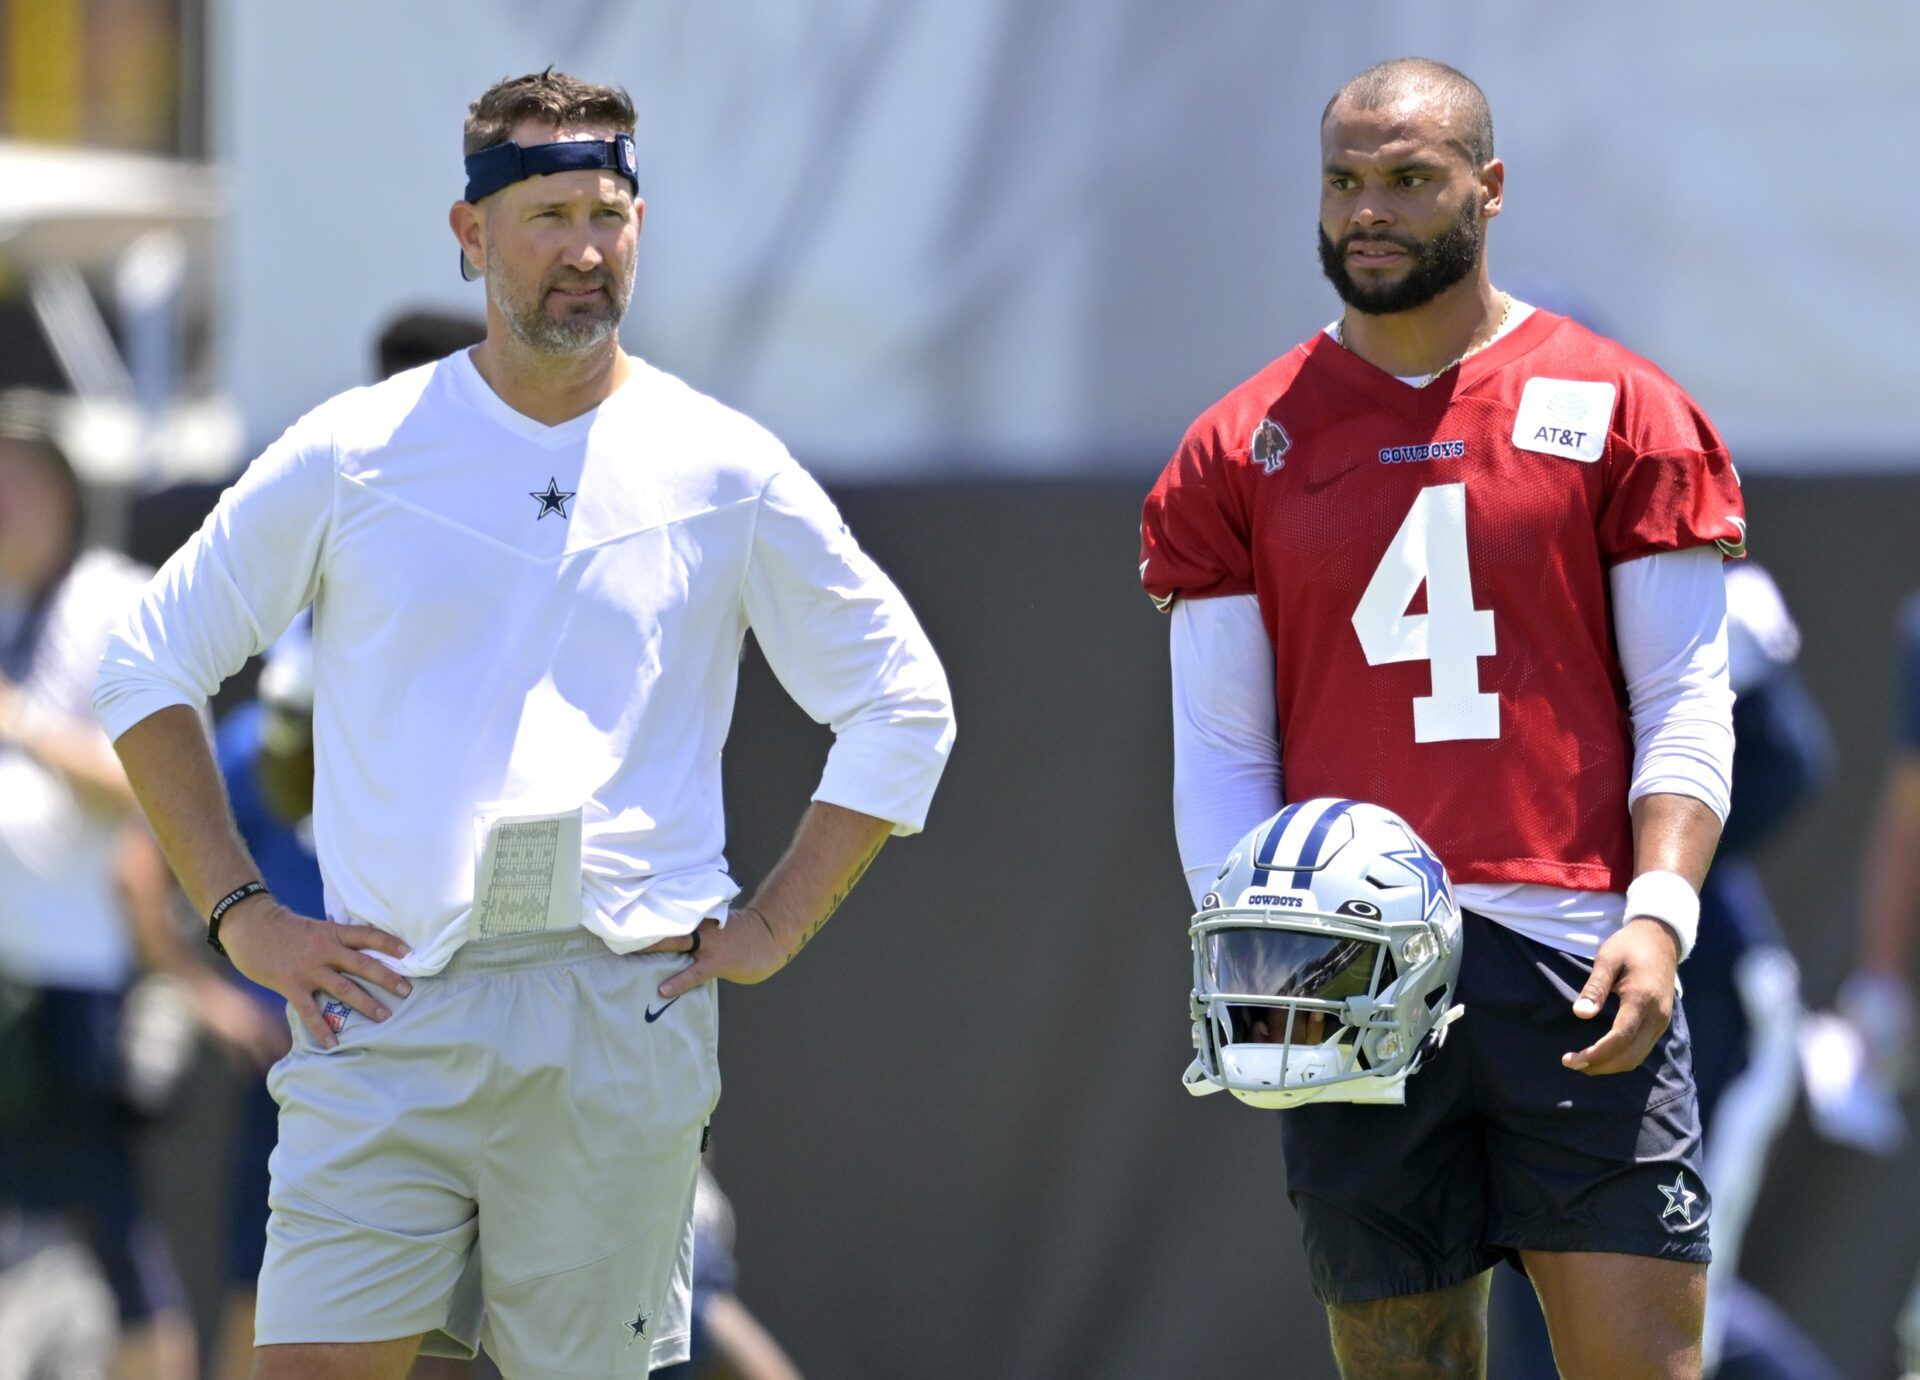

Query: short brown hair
[463,67,635,158]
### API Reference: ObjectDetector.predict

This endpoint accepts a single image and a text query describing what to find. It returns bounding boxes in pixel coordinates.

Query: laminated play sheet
[471,805,584,938]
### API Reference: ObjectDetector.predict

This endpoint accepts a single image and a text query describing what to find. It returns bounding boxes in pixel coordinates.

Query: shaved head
[1323,58,1494,169]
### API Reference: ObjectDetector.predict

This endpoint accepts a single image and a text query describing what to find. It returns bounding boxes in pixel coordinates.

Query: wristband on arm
[207,881,270,956]
[1623,869,1699,962]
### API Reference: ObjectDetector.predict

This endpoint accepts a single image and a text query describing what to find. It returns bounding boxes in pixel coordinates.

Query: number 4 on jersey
[1350,483,1499,743]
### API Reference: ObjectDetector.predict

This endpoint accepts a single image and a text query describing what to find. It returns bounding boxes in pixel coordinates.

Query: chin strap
[1419,1003,1467,1062]
[1182,1058,1224,1096]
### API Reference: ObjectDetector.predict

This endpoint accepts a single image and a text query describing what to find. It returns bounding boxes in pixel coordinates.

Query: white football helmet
[1183,798,1464,1109]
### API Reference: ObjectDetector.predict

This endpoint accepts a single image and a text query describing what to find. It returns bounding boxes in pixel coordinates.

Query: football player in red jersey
[1143,59,1746,1380]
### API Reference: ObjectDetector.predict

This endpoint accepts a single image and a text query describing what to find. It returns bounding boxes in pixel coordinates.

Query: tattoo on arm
[787,836,886,963]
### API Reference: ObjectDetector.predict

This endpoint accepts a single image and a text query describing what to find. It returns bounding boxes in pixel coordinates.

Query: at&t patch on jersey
[322,998,352,1034]
[1511,378,1616,462]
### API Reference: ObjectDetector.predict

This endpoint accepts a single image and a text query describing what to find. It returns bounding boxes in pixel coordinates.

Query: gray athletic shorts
[255,930,719,1377]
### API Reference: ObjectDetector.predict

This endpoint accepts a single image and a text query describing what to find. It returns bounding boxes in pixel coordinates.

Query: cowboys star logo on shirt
[1250,417,1290,473]
[530,478,576,520]
[623,1303,650,1350]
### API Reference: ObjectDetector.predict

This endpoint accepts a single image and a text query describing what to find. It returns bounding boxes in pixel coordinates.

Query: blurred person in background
[95,67,951,1379]
[653,1165,801,1380]
[0,1209,117,1380]
[0,394,197,1380]
[1832,592,1920,1377]
[1838,590,1920,1093]
[374,309,494,382]
[1685,566,1840,1380]
[1490,562,1842,1379]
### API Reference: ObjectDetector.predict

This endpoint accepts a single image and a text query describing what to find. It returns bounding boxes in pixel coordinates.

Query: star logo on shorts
[530,478,576,520]
[623,1305,649,1349]
[1658,1170,1699,1227]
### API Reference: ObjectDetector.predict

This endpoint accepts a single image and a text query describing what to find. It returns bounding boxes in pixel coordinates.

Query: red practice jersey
[1140,308,1745,892]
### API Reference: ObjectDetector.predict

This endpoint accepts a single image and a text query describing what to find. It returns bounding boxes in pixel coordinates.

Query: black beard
[1317,201,1483,315]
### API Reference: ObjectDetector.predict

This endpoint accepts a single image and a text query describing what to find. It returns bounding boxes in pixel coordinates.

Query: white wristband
[1624,869,1699,962]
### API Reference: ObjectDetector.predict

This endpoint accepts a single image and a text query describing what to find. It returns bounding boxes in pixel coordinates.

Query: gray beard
[486,245,635,356]
[504,302,618,355]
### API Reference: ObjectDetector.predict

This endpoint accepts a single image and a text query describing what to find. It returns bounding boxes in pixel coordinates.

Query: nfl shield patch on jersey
[321,998,352,1034]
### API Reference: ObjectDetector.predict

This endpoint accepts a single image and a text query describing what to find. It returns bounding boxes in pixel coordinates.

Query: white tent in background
[0,140,224,268]
[0,139,240,485]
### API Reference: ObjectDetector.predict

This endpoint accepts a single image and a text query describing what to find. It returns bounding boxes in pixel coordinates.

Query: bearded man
[1141,57,1744,1380]
[97,68,954,1380]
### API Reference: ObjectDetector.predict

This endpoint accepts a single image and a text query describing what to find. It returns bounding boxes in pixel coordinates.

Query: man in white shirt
[96,69,954,1380]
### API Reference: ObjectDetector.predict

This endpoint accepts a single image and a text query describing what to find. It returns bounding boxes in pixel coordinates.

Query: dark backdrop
[141,473,1920,1379]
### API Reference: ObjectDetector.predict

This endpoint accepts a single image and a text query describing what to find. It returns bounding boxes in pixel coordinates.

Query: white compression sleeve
[1170,594,1282,908]
[1609,547,1735,823]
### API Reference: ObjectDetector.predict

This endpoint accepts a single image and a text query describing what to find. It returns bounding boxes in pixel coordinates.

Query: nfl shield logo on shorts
[321,998,351,1034]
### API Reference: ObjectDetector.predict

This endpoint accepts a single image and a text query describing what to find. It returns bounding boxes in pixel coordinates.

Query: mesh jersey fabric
[1140,308,1745,892]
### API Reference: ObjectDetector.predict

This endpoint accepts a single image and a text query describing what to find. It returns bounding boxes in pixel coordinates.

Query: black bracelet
[207,881,270,956]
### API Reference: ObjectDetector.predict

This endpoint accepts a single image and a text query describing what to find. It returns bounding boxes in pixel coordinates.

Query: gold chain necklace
[1336,292,1514,387]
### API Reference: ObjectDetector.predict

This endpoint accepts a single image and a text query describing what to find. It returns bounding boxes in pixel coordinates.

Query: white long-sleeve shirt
[1171,547,1733,957]
[96,352,955,975]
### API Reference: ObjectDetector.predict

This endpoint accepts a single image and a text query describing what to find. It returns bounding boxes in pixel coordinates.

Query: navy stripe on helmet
[1249,802,1305,887]
[1291,798,1360,889]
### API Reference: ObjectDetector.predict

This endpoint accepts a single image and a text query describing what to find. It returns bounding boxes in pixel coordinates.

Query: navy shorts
[0,984,187,1323]
[1279,912,1711,1305]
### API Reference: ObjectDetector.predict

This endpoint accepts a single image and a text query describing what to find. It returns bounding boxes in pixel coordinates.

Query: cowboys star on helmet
[1183,797,1464,1109]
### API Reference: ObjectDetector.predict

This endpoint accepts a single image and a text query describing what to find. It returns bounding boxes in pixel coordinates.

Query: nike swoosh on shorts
[644,996,683,1023]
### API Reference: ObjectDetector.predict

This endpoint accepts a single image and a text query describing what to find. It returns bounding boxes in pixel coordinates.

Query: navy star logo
[1381,835,1453,924]
[530,477,575,520]
[1658,1171,1699,1227]
[623,1305,649,1349]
